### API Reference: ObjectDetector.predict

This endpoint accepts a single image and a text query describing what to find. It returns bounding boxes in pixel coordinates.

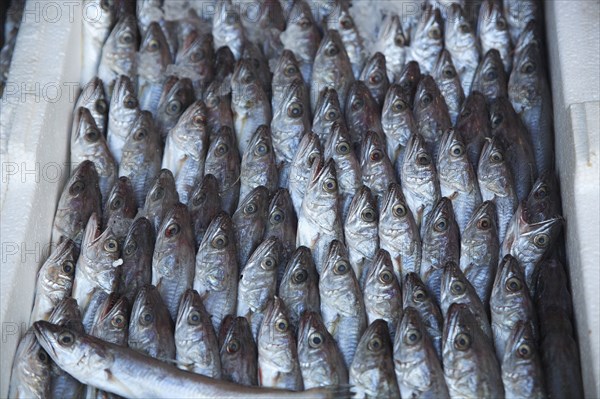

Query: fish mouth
[33,321,58,359]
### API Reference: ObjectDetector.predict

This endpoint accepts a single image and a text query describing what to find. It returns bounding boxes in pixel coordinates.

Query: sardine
[8,327,51,398]
[409,6,443,75]
[219,316,259,386]
[232,186,270,268]
[372,14,408,81]
[240,126,279,201]
[74,77,108,134]
[137,22,173,114]
[119,217,154,304]
[204,126,241,215]
[265,189,298,283]
[477,0,512,73]
[381,83,417,162]
[344,186,378,280]
[472,49,508,102]
[346,81,384,148]
[107,75,140,163]
[289,133,322,216]
[455,91,490,169]
[327,7,366,78]
[433,50,465,124]
[359,131,397,205]
[444,4,480,94]
[140,169,180,234]
[155,76,195,142]
[413,75,452,158]
[359,52,389,108]
[188,174,222,248]
[81,0,115,83]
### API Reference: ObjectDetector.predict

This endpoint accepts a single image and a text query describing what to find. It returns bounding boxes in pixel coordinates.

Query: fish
[400,133,440,229]
[174,31,215,98]
[538,329,584,399]
[240,0,285,60]
[490,96,538,202]
[323,121,362,219]
[349,320,400,399]
[297,311,349,389]
[162,100,209,205]
[534,257,573,335]
[102,176,137,244]
[34,321,351,398]
[310,30,355,113]
[345,81,384,149]
[213,45,236,83]
[524,171,562,224]
[237,237,282,339]
[271,80,311,185]
[296,159,344,270]
[442,303,504,398]
[381,83,418,163]
[344,186,379,280]
[219,316,259,386]
[327,7,367,79]
[212,0,245,60]
[477,0,512,73]
[265,189,298,283]
[240,126,279,201]
[141,169,180,234]
[194,212,239,331]
[71,106,117,205]
[155,76,195,142]
[30,239,78,323]
[397,61,422,103]
[271,50,305,115]
[490,255,538,360]
[444,4,480,94]
[82,289,110,334]
[137,22,173,114]
[136,0,163,36]
[231,59,272,154]
[459,201,500,306]
[503,0,539,43]
[279,0,321,83]
[413,75,452,158]
[98,15,139,97]
[257,297,304,390]
[437,128,482,234]
[312,88,345,148]
[232,186,270,268]
[81,0,115,83]
[472,49,508,102]
[8,327,51,398]
[393,307,450,399]
[509,40,554,174]
[420,197,460,304]
[107,75,140,163]
[119,110,164,209]
[128,284,176,360]
[372,14,408,81]
[204,80,234,138]
[241,42,273,96]
[289,133,322,216]
[204,126,241,215]
[477,136,518,243]
[502,321,547,399]
[359,52,389,108]
[408,6,444,75]
[359,131,397,205]
[319,240,367,368]
[433,50,465,125]
[378,183,422,284]
[152,203,196,321]
[279,246,321,330]
[175,289,222,378]
[71,213,121,314]
[188,174,222,248]
[440,261,493,341]
[362,250,403,339]
[74,77,108,134]
[89,293,129,345]
[455,91,490,169]
[119,217,154,304]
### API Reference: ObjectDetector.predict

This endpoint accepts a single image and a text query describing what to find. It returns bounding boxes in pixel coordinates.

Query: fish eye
[84,128,100,142]
[188,310,202,325]
[288,103,304,118]
[393,203,407,218]
[298,18,312,29]
[58,331,76,346]
[212,233,229,249]
[352,97,365,110]
[369,72,383,85]
[326,109,339,121]
[226,338,240,353]
[215,143,229,156]
[292,269,308,284]
[244,202,258,214]
[120,31,134,45]
[134,128,147,140]
[269,209,285,225]
[404,329,422,345]
[434,218,448,232]
[165,223,181,237]
[335,140,351,154]
[275,318,289,332]
[443,67,456,79]
[254,142,270,156]
[140,311,154,326]
[490,150,504,163]
[428,26,441,40]
[193,114,206,126]
[477,217,492,230]
[534,184,549,199]
[484,68,499,81]
[110,196,124,211]
[517,343,533,359]
[491,113,503,128]
[454,332,471,351]
[307,152,318,166]
[124,95,137,109]
[333,260,350,275]
[206,95,220,108]
[309,332,324,348]
[340,17,353,29]
[394,34,406,46]
[421,93,433,106]
[459,23,471,33]
[413,288,428,302]
[521,61,537,74]
[62,261,75,275]
[325,44,340,57]
[450,143,465,157]
[103,238,118,253]
[379,270,394,284]
[69,180,85,195]
[505,276,523,292]
[367,337,383,352]
[124,241,137,256]
[284,65,298,76]
[151,186,164,201]
[496,18,507,30]
[451,281,466,295]
[37,349,49,363]
[417,153,431,166]
[361,208,377,223]
[111,314,126,329]
[392,99,408,112]
[192,192,207,206]
[534,233,550,248]
[166,100,182,116]
[190,50,205,62]
[370,149,383,162]
[323,178,337,193]
[148,38,160,51]
[242,72,255,84]
[460,108,471,119]
[95,99,107,113]
[261,256,277,270]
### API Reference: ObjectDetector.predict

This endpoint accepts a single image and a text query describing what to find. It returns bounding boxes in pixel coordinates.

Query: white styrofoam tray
[0,1,598,397]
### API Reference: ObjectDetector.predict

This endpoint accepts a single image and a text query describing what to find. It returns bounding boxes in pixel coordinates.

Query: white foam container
[0,1,598,396]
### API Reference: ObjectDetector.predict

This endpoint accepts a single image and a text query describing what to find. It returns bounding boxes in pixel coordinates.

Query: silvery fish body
[372,14,408,82]
[188,175,222,248]
[140,169,180,234]
[212,0,245,60]
[455,91,490,169]
[265,189,298,284]
[327,7,366,79]
[119,217,154,304]
[408,6,443,75]
[107,75,140,163]
[289,133,322,216]
[75,77,108,134]
[444,4,480,94]
[359,52,389,108]
[240,126,279,201]
[8,328,51,398]
[433,50,464,125]
[81,0,115,83]
[232,186,270,270]
[204,126,241,215]
[344,186,378,280]
[477,0,512,72]
[219,316,259,386]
